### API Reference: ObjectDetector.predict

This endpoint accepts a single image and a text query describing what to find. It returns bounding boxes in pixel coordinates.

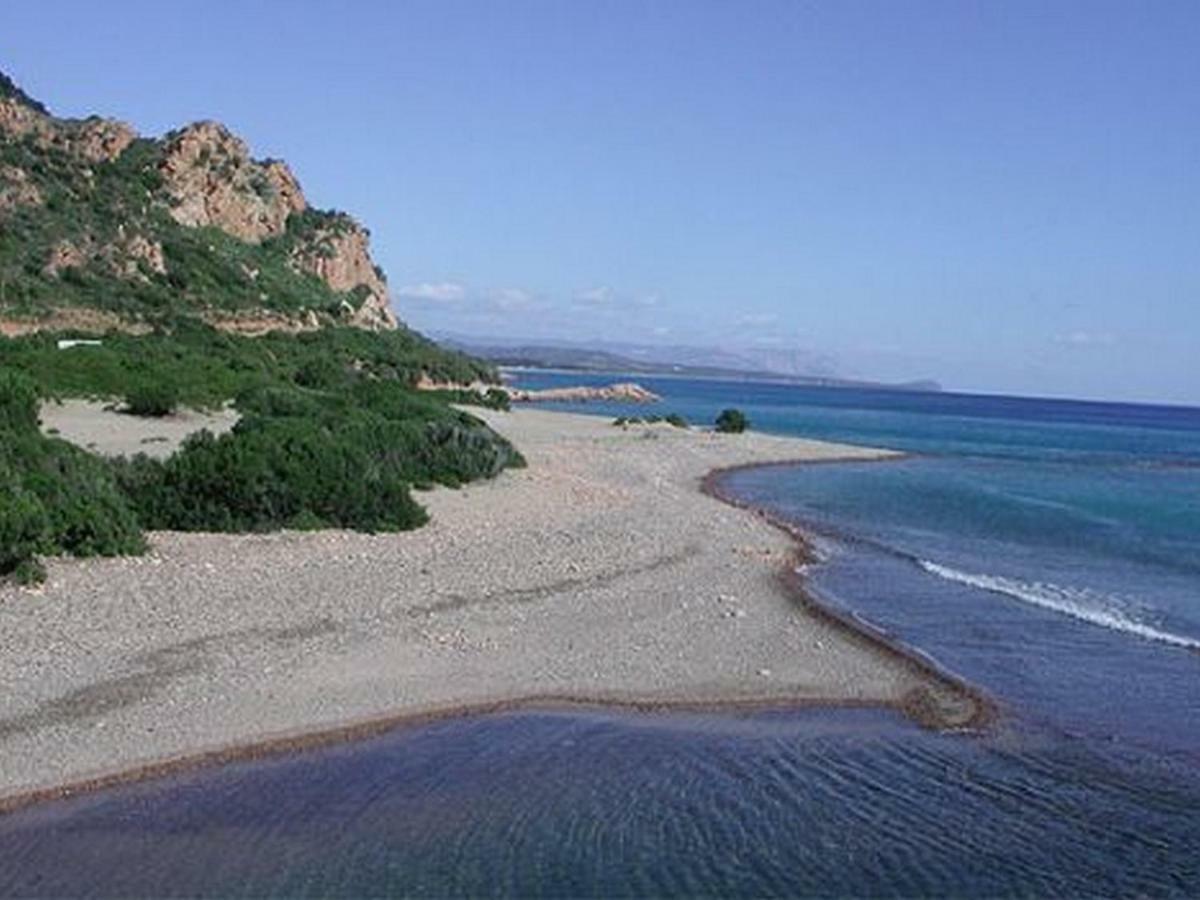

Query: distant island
[437,335,942,392]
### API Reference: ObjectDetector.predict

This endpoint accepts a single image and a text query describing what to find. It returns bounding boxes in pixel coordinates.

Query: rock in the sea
[508,382,661,404]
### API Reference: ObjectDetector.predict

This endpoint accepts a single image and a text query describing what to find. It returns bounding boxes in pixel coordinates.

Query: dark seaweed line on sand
[0,453,996,818]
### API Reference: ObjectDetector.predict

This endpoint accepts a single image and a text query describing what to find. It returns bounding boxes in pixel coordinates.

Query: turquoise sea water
[2,374,1198,897]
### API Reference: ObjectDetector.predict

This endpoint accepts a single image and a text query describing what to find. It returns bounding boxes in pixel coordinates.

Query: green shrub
[715,408,749,433]
[125,381,178,417]
[422,386,512,411]
[120,423,429,533]
[234,384,321,418]
[0,325,500,410]
[484,388,511,411]
[0,370,39,432]
[114,377,525,534]
[13,557,47,586]
[0,482,50,575]
[1,433,146,581]
[293,356,347,390]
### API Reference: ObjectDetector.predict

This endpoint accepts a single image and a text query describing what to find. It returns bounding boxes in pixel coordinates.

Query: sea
[2,372,1198,897]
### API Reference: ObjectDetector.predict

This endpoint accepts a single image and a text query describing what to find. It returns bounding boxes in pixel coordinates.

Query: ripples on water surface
[3,709,1198,898]
[3,376,1199,897]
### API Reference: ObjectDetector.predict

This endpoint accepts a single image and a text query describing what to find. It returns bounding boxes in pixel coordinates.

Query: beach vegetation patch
[1,377,147,582]
[113,379,524,533]
[0,323,496,410]
[124,380,178,417]
[612,413,689,429]
[715,408,749,433]
[420,386,512,411]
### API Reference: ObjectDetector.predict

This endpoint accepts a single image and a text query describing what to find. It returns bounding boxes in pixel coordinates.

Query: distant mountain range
[433,333,941,392]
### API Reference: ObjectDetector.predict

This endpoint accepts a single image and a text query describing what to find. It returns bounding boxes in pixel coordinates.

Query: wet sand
[0,408,986,812]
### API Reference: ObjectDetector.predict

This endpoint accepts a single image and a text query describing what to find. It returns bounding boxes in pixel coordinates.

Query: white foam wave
[918,560,1200,651]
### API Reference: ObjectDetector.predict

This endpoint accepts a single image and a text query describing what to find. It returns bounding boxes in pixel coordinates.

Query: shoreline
[700,461,997,731]
[0,409,990,816]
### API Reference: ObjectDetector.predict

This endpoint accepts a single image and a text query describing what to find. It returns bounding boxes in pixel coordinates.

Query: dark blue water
[3,375,1199,897]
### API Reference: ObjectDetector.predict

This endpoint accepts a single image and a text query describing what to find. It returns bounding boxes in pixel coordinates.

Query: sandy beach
[39,398,239,459]
[0,407,984,810]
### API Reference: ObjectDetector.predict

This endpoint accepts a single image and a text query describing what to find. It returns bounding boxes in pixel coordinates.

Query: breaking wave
[918,560,1200,651]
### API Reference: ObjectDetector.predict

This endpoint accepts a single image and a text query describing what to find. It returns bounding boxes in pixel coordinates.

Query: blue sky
[4,1,1198,403]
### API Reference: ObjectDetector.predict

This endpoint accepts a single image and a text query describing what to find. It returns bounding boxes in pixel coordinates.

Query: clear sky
[4,1,1198,403]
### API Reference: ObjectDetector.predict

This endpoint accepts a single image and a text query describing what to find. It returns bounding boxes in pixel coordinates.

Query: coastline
[700,461,997,731]
[0,408,988,815]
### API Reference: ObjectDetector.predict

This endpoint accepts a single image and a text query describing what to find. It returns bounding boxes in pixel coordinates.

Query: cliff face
[0,73,397,332]
[0,97,136,164]
[159,121,305,243]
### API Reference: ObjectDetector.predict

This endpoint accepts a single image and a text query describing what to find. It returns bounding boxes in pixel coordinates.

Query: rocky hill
[0,70,396,335]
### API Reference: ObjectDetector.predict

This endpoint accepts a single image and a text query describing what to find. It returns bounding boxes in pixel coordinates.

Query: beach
[0,407,982,809]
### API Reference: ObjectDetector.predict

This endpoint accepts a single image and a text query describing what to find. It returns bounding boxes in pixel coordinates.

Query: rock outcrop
[0,69,400,333]
[159,121,306,244]
[416,376,661,405]
[106,233,167,280]
[508,382,662,404]
[43,239,88,276]
[0,97,50,142]
[0,164,42,213]
[0,98,135,164]
[289,218,396,330]
[70,117,136,164]
[155,121,396,328]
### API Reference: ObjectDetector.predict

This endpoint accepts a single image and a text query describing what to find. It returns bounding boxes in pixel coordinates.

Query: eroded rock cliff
[0,71,397,333]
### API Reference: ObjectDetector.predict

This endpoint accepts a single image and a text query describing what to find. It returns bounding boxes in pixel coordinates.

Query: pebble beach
[0,407,982,809]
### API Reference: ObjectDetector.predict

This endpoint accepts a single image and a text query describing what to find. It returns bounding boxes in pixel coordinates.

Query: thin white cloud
[737,312,779,327]
[489,287,539,311]
[575,286,614,306]
[1054,331,1116,347]
[396,281,467,303]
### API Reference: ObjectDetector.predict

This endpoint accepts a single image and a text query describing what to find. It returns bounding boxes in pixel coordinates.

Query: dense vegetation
[714,408,749,433]
[0,72,524,584]
[0,322,494,407]
[0,371,146,584]
[0,326,524,583]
